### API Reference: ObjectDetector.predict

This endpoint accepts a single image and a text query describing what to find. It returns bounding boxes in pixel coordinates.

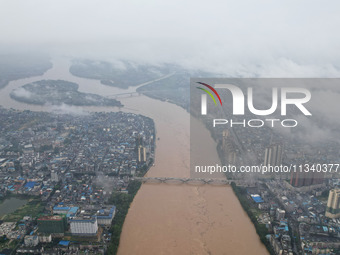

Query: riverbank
[107,180,141,255]
[231,182,274,254]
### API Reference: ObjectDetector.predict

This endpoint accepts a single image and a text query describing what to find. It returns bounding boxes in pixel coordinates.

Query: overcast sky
[1,0,340,75]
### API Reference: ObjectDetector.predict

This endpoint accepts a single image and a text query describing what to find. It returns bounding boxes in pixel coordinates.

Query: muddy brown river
[0,58,268,255]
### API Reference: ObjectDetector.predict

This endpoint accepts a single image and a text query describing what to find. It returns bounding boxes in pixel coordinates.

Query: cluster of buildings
[37,204,116,236]
[326,189,340,219]
[217,104,338,179]
[208,95,340,254]
[0,108,155,254]
[14,203,116,254]
[0,221,26,240]
[220,114,340,254]
[249,179,340,254]
[0,109,154,185]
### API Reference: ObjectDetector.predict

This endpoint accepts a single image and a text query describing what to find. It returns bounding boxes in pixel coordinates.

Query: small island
[10,80,122,107]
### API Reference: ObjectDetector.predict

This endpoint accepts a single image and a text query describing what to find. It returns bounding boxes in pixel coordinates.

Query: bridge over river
[133,177,257,186]
[107,88,180,99]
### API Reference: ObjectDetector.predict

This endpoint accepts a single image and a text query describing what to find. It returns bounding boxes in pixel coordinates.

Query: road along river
[0,58,268,255]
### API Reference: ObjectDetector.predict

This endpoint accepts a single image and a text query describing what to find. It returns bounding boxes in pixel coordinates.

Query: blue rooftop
[251,194,264,203]
[59,240,70,246]
[97,206,116,219]
[53,206,70,211]
[66,207,79,218]
[25,181,36,189]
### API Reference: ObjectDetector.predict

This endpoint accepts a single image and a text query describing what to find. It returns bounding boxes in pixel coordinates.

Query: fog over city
[1,0,339,141]
[1,0,340,75]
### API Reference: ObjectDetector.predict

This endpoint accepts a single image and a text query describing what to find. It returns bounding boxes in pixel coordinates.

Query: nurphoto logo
[195,81,312,128]
[197,82,311,116]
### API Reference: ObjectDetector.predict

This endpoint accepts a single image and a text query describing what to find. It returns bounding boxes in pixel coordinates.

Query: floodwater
[0,197,27,217]
[0,58,268,255]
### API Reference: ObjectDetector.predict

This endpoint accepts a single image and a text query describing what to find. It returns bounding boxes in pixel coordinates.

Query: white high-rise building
[51,171,58,182]
[69,216,98,236]
[264,144,283,167]
[326,189,340,219]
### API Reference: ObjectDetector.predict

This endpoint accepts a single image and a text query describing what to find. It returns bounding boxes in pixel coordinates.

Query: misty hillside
[0,53,52,88]
[69,59,174,89]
